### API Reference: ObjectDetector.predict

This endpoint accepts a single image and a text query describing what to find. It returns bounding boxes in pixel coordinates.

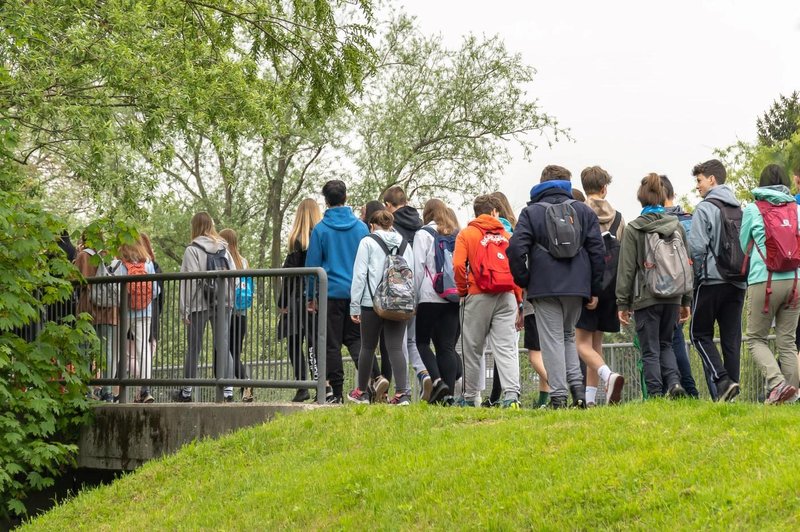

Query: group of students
[297,157,800,408]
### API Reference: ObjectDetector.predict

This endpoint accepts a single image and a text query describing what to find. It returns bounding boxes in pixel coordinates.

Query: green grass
[23,401,800,530]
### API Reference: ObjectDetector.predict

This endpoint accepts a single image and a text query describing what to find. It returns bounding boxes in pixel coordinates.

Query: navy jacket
[508,180,605,300]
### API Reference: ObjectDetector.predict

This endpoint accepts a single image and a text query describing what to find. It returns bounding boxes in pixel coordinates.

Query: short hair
[369,210,394,230]
[473,194,502,217]
[541,165,572,182]
[659,175,675,200]
[759,164,790,188]
[382,186,407,208]
[362,200,385,224]
[637,173,667,207]
[692,159,727,185]
[322,180,347,207]
[572,189,586,202]
[580,166,612,194]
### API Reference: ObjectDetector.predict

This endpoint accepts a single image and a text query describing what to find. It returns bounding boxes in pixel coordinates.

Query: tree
[346,15,567,205]
[757,91,800,147]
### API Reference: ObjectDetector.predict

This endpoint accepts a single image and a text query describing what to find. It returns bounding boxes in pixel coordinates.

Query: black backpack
[705,199,748,283]
[535,200,582,259]
[600,212,623,294]
[192,243,231,305]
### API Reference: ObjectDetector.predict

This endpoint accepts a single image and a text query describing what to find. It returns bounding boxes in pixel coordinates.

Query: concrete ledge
[78,403,321,470]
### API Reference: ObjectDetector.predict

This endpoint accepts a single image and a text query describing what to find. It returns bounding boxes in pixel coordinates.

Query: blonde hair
[139,232,155,262]
[220,228,244,269]
[288,198,322,251]
[422,198,457,236]
[190,211,220,241]
[446,208,461,231]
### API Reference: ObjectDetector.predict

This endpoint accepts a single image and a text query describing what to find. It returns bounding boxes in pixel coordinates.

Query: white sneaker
[605,372,625,405]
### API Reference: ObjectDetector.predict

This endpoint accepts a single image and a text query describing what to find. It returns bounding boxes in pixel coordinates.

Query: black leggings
[416,302,460,392]
[229,313,250,379]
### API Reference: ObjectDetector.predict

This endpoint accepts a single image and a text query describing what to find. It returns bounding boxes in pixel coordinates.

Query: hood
[704,185,740,206]
[192,235,227,253]
[392,205,422,232]
[373,229,404,249]
[321,206,362,231]
[468,214,505,233]
[628,213,679,237]
[529,180,572,202]
[665,205,689,216]
[586,196,618,225]
[752,185,794,205]
[499,217,514,233]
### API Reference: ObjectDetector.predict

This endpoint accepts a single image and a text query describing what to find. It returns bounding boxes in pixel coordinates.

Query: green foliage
[22,402,800,529]
[757,91,800,147]
[0,122,96,519]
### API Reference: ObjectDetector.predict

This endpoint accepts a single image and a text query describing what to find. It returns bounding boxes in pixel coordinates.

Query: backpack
[705,199,748,283]
[367,234,416,321]
[235,277,254,310]
[470,227,516,293]
[192,242,231,306]
[84,249,121,308]
[748,200,800,312]
[535,200,582,259]
[643,229,693,298]
[421,226,459,303]
[124,261,153,310]
[600,212,623,294]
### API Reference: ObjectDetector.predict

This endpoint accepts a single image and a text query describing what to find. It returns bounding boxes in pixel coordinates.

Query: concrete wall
[78,403,318,470]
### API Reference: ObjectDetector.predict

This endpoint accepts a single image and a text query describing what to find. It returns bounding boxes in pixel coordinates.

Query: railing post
[214,273,228,403]
[316,268,328,405]
[118,282,128,404]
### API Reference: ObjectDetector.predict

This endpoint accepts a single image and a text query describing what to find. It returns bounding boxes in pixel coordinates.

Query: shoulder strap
[191,242,207,254]
[420,226,436,237]
[368,234,392,255]
[609,211,622,236]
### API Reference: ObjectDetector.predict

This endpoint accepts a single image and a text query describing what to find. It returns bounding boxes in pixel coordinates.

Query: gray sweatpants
[460,292,520,402]
[182,309,234,397]
[532,296,584,400]
[403,315,427,376]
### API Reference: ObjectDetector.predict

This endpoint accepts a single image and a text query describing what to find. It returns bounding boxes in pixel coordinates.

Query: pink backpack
[748,201,800,312]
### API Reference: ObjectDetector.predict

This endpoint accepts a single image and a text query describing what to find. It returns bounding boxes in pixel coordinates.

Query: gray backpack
[367,235,416,321]
[84,249,120,308]
[643,230,693,297]
[536,200,582,258]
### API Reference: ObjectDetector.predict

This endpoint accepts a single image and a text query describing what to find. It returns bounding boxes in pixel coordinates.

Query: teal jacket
[740,185,800,286]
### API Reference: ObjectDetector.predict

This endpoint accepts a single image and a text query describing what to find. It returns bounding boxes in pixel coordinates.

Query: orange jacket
[453,215,522,303]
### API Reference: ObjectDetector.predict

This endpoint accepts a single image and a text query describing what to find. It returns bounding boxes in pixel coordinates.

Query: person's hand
[617,310,631,326]
[679,306,691,324]
[351,315,361,324]
[515,309,524,331]
[307,300,317,314]
[585,296,599,310]
[279,307,289,314]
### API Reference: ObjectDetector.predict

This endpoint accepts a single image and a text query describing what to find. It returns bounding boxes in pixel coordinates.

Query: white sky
[398,0,800,221]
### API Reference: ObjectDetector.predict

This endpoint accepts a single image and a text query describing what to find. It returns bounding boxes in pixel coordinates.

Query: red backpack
[125,261,154,310]
[748,200,800,312]
[470,228,516,293]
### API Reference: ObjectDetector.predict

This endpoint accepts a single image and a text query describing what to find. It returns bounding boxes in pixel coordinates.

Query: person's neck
[587,193,605,200]
[664,199,675,207]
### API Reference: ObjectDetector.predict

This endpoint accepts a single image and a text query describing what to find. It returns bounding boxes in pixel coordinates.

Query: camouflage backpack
[367,234,416,321]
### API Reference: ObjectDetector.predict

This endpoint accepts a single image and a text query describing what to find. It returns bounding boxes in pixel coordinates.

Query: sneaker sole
[374,378,390,404]
[719,382,740,403]
[421,377,433,402]
[606,374,625,405]
[346,394,369,405]
[778,385,798,404]
[428,383,450,404]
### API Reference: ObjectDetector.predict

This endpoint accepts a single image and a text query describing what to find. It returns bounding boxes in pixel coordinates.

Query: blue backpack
[421,226,459,303]
[235,277,253,310]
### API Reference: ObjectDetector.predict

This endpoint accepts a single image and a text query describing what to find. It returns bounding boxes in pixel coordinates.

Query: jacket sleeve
[453,230,470,296]
[739,204,756,254]
[412,231,430,296]
[350,239,370,316]
[508,208,533,289]
[583,209,606,297]
[615,225,638,312]
[679,225,693,307]
[304,228,322,300]
[688,201,713,275]
[179,246,200,319]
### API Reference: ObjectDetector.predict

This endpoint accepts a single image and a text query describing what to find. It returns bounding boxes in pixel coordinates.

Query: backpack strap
[609,211,622,237]
[368,233,392,255]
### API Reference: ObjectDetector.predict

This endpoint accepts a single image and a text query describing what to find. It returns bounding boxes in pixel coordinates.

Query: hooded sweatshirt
[350,229,414,315]
[740,185,800,286]
[453,214,522,302]
[615,213,692,311]
[179,235,232,318]
[413,221,447,304]
[305,206,369,299]
[507,180,605,300]
[392,205,423,246]
[586,196,626,241]
[687,185,746,288]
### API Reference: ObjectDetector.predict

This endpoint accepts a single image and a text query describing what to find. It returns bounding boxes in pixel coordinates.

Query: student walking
[687,159,747,402]
[740,164,800,404]
[616,174,692,399]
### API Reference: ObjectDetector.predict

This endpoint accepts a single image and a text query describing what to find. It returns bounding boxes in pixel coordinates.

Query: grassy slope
[24,402,800,530]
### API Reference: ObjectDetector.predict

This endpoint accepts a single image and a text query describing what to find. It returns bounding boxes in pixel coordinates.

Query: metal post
[316,268,328,405]
[213,274,228,403]
[118,282,128,404]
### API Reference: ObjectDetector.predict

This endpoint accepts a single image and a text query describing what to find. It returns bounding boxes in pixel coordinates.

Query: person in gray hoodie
[687,159,746,402]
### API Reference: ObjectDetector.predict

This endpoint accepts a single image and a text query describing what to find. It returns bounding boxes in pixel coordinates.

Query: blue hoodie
[305,206,369,299]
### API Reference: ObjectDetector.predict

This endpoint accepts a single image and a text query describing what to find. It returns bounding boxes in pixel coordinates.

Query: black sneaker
[570,384,587,409]
[325,394,343,405]
[480,398,500,408]
[171,390,192,403]
[549,396,568,409]
[428,380,450,404]
[667,383,688,400]
[292,389,310,403]
[716,378,740,403]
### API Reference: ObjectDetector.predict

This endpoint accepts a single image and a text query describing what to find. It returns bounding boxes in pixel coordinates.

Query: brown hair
[139,232,156,262]
[220,228,244,269]
[572,189,586,202]
[637,173,667,207]
[580,166,612,195]
[692,159,727,184]
[190,212,220,241]
[446,208,461,231]
[382,186,407,208]
[370,210,394,230]
[541,165,572,182]
[473,195,502,217]
[422,198,457,236]
[118,240,149,263]
[489,191,516,229]
[288,198,322,251]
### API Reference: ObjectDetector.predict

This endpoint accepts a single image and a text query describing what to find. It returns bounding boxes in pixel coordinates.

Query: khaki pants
[746,279,800,391]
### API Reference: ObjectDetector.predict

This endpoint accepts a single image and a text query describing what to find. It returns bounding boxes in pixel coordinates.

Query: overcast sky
[398,0,800,221]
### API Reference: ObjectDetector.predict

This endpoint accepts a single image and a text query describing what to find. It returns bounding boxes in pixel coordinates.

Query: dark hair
[362,200,385,224]
[370,210,394,230]
[637,173,667,207]
[659,175,675,200]
[580,166,612,194]
[382,186,407,208]
[759,164,790,187]
[541,165,571,182]
[691,159,727,185]
[572,189,586,202]
[473,194,502,217]
[322,180,347,207]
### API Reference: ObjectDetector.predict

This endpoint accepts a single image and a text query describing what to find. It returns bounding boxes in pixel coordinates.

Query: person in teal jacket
[740,164,800,405]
